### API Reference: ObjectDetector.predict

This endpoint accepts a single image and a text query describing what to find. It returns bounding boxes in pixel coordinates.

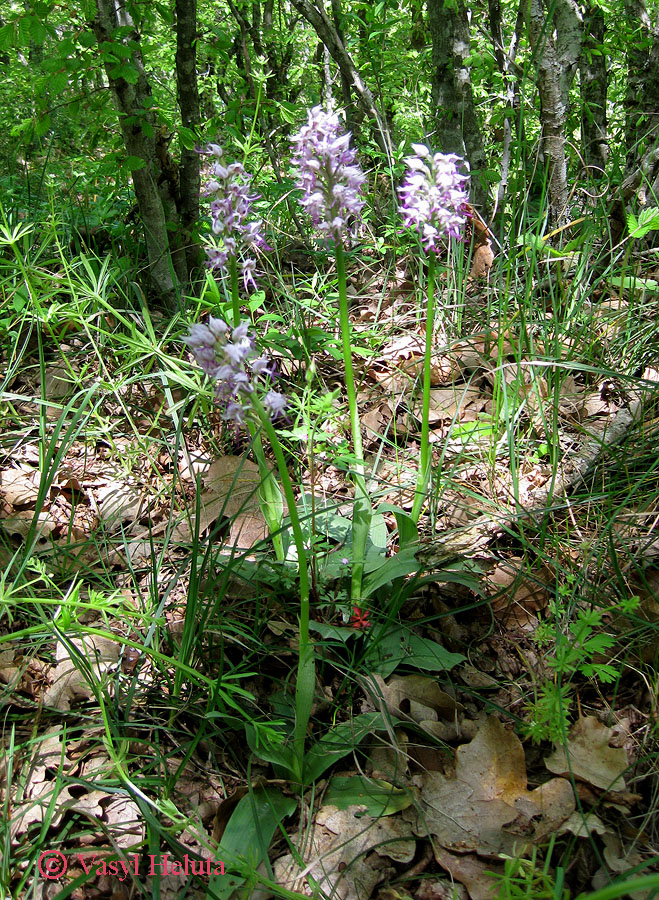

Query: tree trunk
[427,0,489,216]
[579,2,608,177]
[288,0,393,159]
[488,0,525,232]
[225,0,302,120]
[176,0,201,281]
[525,0,582,226]
[330,0,354,131]
[93,0,180,307]
[624,0,659,168]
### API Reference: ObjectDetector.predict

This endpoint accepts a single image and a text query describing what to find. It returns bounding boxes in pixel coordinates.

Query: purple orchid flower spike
[200,145,270,291]
[183,317,287,426]
[398,144,470,251]
[291,105,365,242]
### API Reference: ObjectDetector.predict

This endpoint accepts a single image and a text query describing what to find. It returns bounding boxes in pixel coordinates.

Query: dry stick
[416,376,655,568]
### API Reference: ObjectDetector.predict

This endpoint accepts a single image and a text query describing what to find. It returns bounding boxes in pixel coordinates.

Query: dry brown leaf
[363,401,394,443]
[589,298,629,338]
[404,717,574,858]
[583,392,619,417]
[468,241,495,281]
[8,730,105,838]
[0,466,42,505]
[450,332,516,377]
[557,374,586,421]
[557,811,609,838]
[484,557,551,627]
[41,362,78,421]
[0,509,57,549]
[96,479,145,526]
[602,831,645,875]
[414,385,486,424]
[275,804,416,899]
[544,717,628,792]
[591,832,655,900]
[380,333,426,364]
[178,452,210,481]
[43,634,120,711]
[175,455,284,550]
[103,796,145,848]
[0,648,22,689]
[433,847,503,900]
[373,333,456,389]
[42,362,72,396]
[371,673,462,723]
[415,879,469,900]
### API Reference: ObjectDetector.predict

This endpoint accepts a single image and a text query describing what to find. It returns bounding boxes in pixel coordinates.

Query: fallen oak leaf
[403,717,574,858]
[544,717,628,792]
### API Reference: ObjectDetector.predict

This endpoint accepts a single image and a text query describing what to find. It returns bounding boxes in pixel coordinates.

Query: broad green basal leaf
[365,625,465,678]
[325,776,413,817]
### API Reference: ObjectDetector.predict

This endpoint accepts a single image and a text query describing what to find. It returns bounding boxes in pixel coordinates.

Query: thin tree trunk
[0,15,9,65]
[226,1,302,109]
[579,2,607,177]
[331,0,354,130]
[624,0,659,169]
[93,0,178,306]
[289,0,393,159]
[176,0,201,280]
[525,0,583,227]
[427,0,489,216]
[488,0,524,232]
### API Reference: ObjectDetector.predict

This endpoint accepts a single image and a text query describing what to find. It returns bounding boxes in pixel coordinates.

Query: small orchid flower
[398,145,469,252]
[398,144,470,523]
[200,145,270,293]
[183,318,287,426]
[291,105,365,242]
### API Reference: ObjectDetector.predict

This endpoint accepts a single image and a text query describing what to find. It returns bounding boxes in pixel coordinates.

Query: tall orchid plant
[398,145,469,521]
[197,145,286,562]
[184,124,469,780]
[201,144,269,327]
[291,105,370,604]
[183,318,313,781]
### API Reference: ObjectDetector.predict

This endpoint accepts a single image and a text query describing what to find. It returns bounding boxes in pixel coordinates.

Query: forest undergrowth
[1,136,659,900]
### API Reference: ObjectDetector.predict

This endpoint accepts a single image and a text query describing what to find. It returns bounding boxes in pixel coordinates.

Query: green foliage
[1,4,659,897]
[626,206,659,240]
[492,841,569,900]
[523,587,640,743]
[492,851,659,900]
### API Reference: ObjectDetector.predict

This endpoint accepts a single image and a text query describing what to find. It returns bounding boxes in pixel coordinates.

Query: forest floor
[1,224,659,900]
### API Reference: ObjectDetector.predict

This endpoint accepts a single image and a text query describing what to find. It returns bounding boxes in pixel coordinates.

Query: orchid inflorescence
[201,144,269,293]
[290,105,365,242]
[398,144,469,254]
[183,317,286,425]
[397,143,469,522]
[181,114,473,775]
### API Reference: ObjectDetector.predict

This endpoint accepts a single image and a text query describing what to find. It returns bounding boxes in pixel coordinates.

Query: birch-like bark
[175,0,201,279]
[93,0,178,306]
[427,0,488,215]
[624,0,659,169]
[526,0,583,226]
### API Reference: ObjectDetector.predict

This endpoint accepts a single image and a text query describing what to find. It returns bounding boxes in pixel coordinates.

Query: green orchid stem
[229,256,240,326]
[335,243,371,603]
[250,427,285,563]
[251,396,312,782]
[411,252,436,524]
